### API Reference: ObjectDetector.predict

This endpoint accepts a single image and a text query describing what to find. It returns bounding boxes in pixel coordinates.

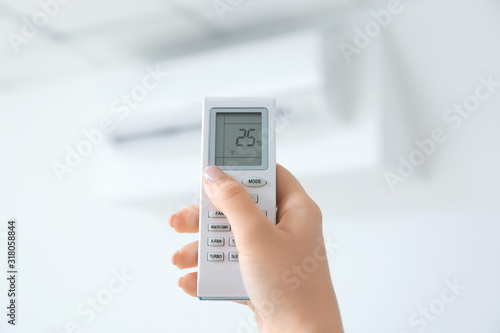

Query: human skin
[170,164,343,332]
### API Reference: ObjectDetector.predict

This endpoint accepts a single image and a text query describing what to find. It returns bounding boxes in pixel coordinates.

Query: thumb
[202,166,273,243]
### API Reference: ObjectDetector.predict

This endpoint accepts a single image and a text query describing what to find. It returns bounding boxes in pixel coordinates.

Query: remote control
[197,97,277,301]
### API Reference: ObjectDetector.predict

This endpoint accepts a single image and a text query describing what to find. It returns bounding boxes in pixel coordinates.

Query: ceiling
[0,0,372,88]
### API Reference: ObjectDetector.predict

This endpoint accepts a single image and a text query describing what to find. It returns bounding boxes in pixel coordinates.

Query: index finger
[170,204,199,233]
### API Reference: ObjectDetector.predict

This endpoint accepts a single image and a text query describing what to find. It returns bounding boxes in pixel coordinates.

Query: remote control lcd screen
[214,113,262,167]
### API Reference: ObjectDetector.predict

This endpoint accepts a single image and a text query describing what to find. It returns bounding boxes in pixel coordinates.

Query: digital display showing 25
[214,112,262,167]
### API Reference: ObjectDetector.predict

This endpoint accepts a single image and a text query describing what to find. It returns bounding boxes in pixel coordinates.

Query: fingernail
[169,214,176,228]
[203,166,225,184]
[177,276,184,288]
[171,250,179,265]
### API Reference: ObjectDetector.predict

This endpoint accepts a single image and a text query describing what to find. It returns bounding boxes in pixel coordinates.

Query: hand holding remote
[170,164,343,332]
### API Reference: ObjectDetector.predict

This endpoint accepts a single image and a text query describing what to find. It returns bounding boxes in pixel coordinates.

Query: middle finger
[172,240,199,269]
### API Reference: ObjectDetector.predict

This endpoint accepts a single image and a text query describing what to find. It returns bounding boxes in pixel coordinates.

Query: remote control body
[197,97,276,301]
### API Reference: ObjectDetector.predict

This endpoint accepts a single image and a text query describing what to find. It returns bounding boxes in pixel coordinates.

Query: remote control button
[242,177,267,187]
[208,224,231,232]
[249,193,258,203]
[209,210,226,218]
[208,238,224,246]
[207,253,224,261]
[229,237,236,247]
[229,253,239,262]
[261,210,267,216]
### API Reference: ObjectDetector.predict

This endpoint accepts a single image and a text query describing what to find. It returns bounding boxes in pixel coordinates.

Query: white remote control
[197,97,277,301]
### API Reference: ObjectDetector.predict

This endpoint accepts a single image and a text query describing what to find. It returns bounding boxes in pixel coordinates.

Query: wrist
[257,298,343,333]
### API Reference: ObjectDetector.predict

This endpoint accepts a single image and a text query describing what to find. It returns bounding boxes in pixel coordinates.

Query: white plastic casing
[197,97,276,301]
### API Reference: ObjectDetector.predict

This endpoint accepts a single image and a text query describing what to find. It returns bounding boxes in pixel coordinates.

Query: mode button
[242,177,267,188]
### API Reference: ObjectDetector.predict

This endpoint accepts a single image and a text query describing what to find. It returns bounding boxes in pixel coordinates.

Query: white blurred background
[1,0,500,332]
